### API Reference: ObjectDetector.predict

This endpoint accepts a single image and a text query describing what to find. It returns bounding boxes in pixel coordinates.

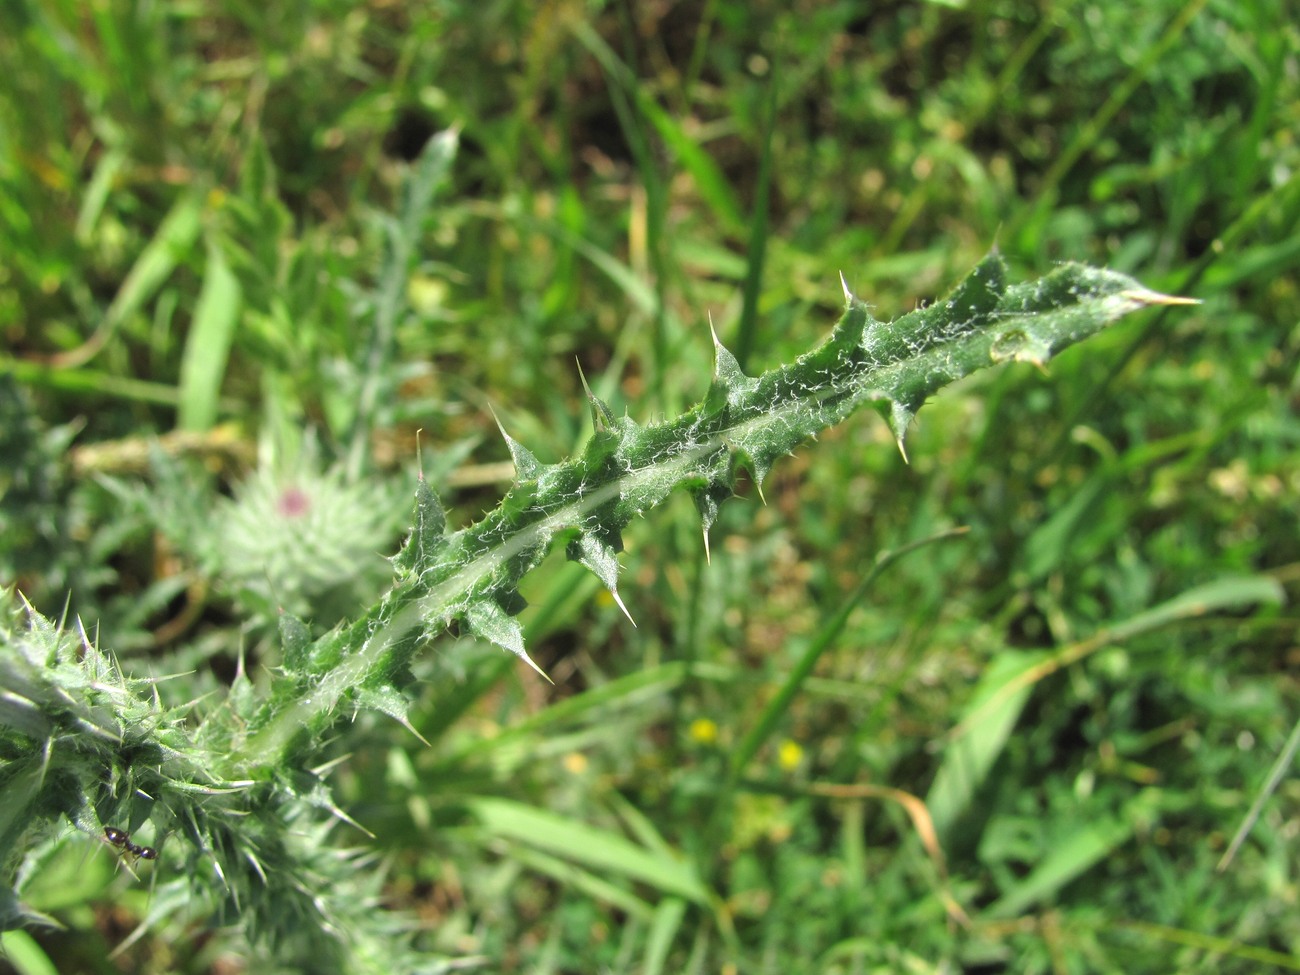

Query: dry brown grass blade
[806,781,971,927]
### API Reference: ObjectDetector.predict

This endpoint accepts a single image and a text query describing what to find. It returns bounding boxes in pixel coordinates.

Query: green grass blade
[930,574,1285,841]
[0,360,190,406]
[1102,575,1284,644]
[468,797,711,905]
[1117,921,1300,971]
[571,21,743,236]
[643,108,744,235]
[734,63,778,371]
[0,930,59,975]
[74,147,127,243]
[443,662,687,766]
[528,214,657,315]
[926,648,1046,842]
[984,805,1140,918]
[346,130,457,479]
[644,898,688,975]
[52,191,203,369]
[1013,0,1212,243]
[730,528,969,780]
[177,238,241,431]
[1219,711,1300,870]
[502,846,654,921]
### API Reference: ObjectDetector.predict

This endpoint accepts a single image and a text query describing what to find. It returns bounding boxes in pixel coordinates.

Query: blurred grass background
[1,1,1297,972]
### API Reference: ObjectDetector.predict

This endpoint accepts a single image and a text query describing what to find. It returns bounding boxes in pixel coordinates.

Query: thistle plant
[0,132,1195,971]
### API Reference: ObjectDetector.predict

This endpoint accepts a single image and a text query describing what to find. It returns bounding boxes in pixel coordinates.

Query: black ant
[103,825,157,861]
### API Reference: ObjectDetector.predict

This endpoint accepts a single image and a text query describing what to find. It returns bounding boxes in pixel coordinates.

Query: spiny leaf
[353,684,428,746]
[567,529,636,626]
[391,474,446,580]
[577,360,619,432]
[464,598,553,684]
[243,254,1194,765]
[279,613,313,671]
[491,407,545,482]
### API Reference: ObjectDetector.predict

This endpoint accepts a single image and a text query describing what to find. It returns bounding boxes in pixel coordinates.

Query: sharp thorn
[575,356,592,396]
[611,589,637,628]
[397,714,431,748]
[517,649,555,685]
[1120,288,1200,306]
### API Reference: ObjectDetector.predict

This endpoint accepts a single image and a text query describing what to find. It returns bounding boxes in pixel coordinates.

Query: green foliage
[0,150,1189,961]
[1,1,1297,973]
[0,207,1209,970]
[249,240,1186,767]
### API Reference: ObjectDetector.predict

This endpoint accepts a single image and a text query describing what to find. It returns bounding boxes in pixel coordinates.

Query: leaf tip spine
[576,357,617,430]
[1120,288,1200,307]
[486,403,507,442]
[518,647,555,684]
[707,311,749,387]
[610,588,637,627]
[396,713,431,747]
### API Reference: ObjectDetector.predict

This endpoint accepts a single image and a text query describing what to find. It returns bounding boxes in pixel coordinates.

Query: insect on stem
[103,825,158,861]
